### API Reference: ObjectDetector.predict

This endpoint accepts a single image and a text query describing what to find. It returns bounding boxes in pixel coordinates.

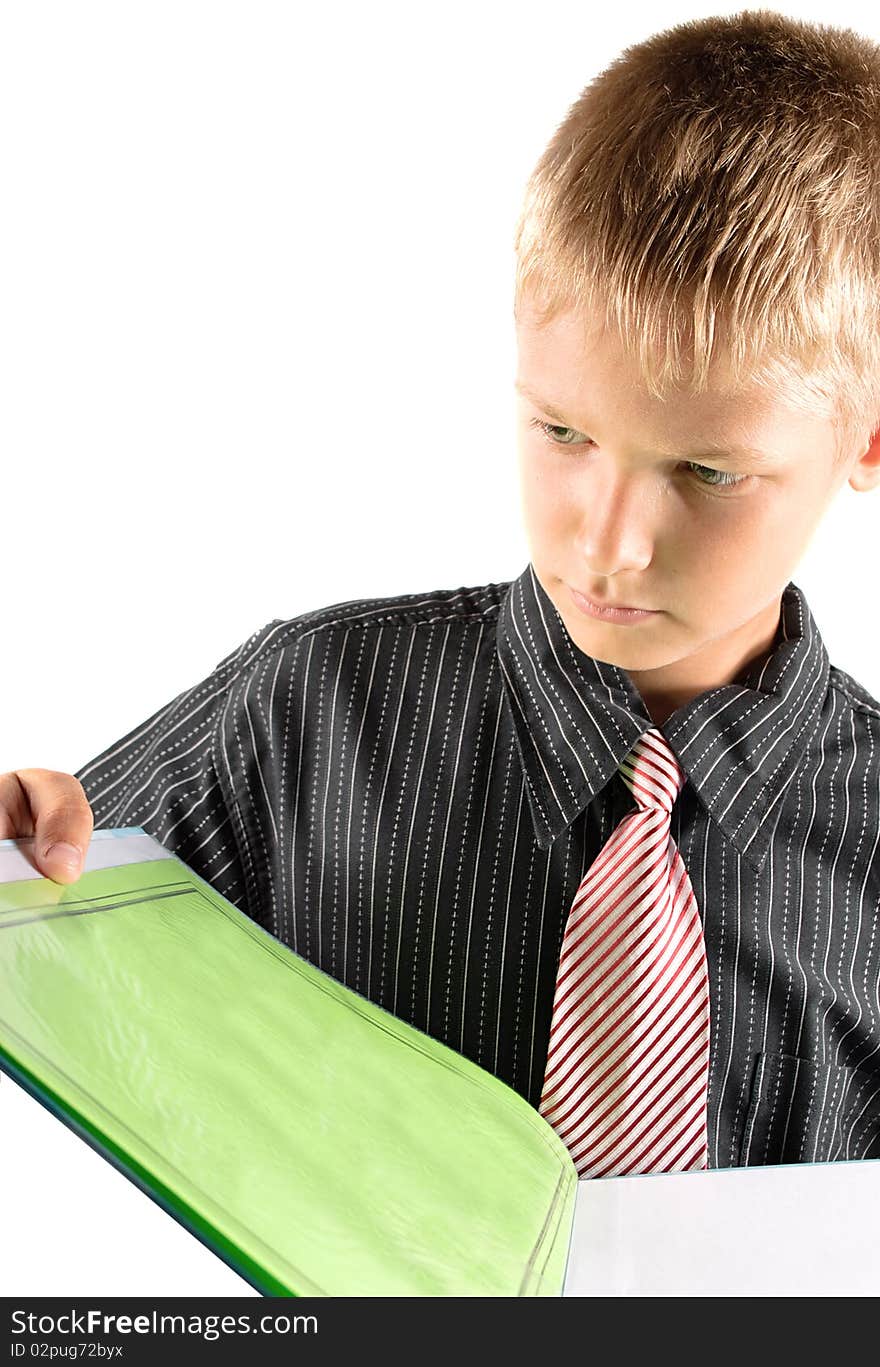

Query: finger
[0,771,34,840]
[12,769,95,884]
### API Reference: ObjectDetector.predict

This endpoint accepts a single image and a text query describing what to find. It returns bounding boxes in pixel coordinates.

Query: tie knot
[618,726,685,815]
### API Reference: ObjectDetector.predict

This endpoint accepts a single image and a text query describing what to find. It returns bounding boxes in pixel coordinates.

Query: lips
[567,585,659,624]
[576,589,652,612]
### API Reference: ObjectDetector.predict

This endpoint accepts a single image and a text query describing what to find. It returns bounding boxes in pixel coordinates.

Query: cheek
[711,486,808,566]
[518,451,584,530]
[679,495,797,605]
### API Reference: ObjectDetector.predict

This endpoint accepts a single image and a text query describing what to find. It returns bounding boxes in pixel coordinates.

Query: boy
[5,9,880,1174]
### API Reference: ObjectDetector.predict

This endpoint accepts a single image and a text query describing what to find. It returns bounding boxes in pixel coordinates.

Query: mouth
[568,585,659,623]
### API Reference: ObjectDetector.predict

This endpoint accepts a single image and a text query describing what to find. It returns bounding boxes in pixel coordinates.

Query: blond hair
[513,8,880,462]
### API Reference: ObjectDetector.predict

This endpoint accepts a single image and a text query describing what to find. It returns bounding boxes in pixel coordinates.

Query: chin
[562,611,672,663]
[578,642,658,671]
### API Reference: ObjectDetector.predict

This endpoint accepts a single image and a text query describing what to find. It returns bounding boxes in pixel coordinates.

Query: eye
[529,418,592,446]
[528,419,748,490]
[683,461,747,489]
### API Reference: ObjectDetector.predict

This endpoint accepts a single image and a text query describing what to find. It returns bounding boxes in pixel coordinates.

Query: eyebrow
[514,379,778,466]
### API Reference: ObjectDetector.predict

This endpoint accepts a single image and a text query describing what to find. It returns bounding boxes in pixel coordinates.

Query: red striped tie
[538,726,711,1178]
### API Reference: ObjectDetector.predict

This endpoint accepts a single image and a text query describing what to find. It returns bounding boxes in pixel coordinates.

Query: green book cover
[0,828,578,1296]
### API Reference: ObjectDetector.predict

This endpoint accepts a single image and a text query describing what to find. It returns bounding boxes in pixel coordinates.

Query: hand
[0,769,94,884]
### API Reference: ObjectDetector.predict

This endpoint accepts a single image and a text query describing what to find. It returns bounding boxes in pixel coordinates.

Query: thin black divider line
[0,881,194,930]
[0,875,191,915]
[0,877,192,918]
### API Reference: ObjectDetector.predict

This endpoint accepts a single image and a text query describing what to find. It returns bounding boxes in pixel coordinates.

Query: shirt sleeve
[72,621,282,925]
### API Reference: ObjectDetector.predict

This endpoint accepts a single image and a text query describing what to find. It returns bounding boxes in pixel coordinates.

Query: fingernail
[43,841,82,873]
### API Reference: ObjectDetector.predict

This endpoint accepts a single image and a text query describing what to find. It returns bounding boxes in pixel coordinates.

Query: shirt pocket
[738,1051,880,1166]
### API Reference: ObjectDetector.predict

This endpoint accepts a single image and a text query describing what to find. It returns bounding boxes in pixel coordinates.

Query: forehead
[515,297,734,400]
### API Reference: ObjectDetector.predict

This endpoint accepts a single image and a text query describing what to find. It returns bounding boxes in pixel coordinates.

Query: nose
[576,467,656,578]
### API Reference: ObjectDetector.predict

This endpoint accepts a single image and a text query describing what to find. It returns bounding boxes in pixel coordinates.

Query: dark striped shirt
[74,562,880,1168]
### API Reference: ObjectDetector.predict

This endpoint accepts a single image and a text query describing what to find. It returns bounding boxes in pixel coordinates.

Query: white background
[2,0,880,1296]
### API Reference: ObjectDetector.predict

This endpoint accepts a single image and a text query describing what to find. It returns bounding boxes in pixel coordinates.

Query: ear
[848,424,880,492]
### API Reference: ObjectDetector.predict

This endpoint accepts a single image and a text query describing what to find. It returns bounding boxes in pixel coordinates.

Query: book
[0,827,576,1296]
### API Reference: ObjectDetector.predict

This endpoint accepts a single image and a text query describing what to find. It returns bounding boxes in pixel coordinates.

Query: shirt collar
[496,562,830,874]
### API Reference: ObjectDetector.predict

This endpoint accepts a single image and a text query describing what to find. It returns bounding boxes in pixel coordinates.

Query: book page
[564,1157,880,1295]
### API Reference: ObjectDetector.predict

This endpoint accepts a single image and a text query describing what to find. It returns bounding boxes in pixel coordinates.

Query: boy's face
[514,295,879,722]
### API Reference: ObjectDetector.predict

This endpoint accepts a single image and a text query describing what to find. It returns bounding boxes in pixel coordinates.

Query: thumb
[40,840,83,883]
